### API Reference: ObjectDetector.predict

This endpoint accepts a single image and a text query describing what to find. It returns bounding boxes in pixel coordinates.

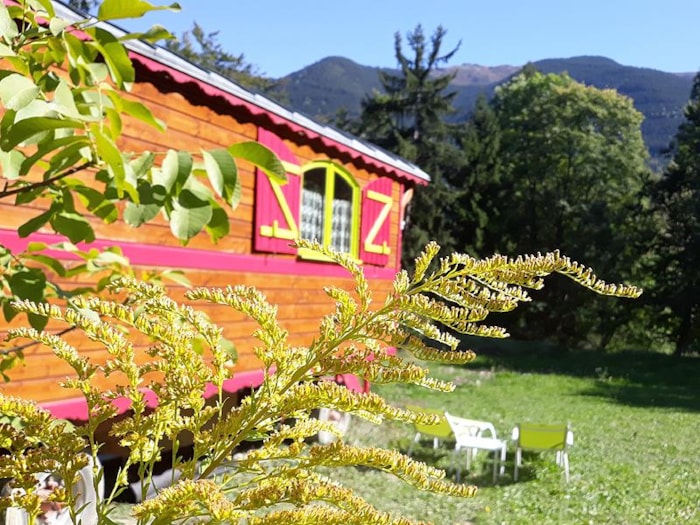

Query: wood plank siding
[0,13,429,417]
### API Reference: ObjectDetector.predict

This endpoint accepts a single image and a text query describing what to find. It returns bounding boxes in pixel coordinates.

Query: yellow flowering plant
[0,239,641,524]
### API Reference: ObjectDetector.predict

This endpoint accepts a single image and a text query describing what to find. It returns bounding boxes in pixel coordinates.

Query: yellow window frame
[298,161,360,261]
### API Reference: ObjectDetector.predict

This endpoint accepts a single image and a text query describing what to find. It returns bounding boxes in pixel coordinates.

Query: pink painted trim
[130,53,428,187]
[40,370,364,420]
[41,369,267,420]
[0,229,398,281]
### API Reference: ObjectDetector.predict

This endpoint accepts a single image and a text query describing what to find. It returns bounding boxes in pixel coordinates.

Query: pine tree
[166,23,279,94]
[651,72,700,355]
[356,25,462,267]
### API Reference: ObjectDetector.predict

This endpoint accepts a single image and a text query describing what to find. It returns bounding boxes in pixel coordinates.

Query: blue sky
[124,0,700,79]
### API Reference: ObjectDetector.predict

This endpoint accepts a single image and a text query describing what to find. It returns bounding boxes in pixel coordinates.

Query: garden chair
[512,423,574,482]
[405,405,453,455]
[444,412,507,483]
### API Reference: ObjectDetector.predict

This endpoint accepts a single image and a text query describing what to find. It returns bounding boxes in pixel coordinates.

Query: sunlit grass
[332,346,700,524]
[109,346,700,524]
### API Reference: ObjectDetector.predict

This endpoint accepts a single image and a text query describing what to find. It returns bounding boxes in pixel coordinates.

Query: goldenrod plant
[0,240,641,524]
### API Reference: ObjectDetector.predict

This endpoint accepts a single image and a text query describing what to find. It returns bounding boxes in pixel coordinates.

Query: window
[253,129,395,267]
[299,163,359,259]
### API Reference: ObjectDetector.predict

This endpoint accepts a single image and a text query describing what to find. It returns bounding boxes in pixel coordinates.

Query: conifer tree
[166,22,279,94]
[650,72,700,355]
[356,25,463,267]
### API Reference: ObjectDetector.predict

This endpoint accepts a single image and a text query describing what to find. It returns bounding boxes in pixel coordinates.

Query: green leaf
[20,135,90,175]
[26,242,48,252]
[49,17,72,37]
[72,185,119,223]
[23,254,67,277]
[2,301,18,323]
[8,269,47,302]
[50,212,95,244]
[124,183,166,227]
[93,249,129,267]
[205,202,230,243]
[156,149,192,193]
[228,141,287,185]
[0,74,40,111]
[27,312,49,331]
[130,151,156,178]
[92,125,137,201]
[14,185,44,206]
[0,117,83,152]
[46,140,92,176]
[25,0,55,18]
[118,25,174,44]
[0,42,15,57]
[120,97,166,132]
[53,80,81,118]
[86,27,135,87]
[202,148,239,207]
[0,4,19,40]
[0,149,25,180]
[158,269,191,287]
[98,0,181,21]
[170,190,212,242]
[18,208,54,238]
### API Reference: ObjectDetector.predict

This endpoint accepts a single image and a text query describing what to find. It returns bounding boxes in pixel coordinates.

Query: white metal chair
[405,405,453,456]
[512,423,574,482]
[444,412,507,482]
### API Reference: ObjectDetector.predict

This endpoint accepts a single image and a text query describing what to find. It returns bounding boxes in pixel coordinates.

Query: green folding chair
[406,405,453,455]
[512,423,574,482]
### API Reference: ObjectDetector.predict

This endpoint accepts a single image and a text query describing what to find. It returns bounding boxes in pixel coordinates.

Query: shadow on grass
[465,339,700,412]
[400,443,523,487]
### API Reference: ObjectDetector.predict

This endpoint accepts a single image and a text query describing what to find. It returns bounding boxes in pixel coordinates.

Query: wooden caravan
[0,3,430,421]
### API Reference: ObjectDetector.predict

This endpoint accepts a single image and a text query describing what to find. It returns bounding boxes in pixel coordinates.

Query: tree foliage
[0,0,285,365]
[354,25,465,266]
[476,69,653,348]
[165,22,278,93]
[1,240,641,524]
[648,72,700,355]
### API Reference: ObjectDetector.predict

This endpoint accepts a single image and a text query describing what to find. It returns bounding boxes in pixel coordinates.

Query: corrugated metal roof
[53,2,430,184]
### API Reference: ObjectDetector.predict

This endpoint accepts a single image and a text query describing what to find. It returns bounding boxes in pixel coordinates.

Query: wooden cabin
[0,3,429,422]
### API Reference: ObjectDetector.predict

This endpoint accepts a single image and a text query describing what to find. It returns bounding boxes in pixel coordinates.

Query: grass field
[327,343,700,524]
[110,344,700,524]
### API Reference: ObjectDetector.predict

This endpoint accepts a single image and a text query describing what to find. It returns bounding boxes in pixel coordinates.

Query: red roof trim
[130,53,428,186]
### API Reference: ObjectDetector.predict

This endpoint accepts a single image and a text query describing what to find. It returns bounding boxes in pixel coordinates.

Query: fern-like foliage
[0,241,641,524]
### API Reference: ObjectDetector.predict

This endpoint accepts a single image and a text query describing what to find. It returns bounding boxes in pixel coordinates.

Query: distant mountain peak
[443,63,520,86]
[278,55,693,157]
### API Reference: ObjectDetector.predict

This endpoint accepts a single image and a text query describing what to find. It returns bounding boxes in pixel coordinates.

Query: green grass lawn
[109,345,699,524]
[328,345,700,525]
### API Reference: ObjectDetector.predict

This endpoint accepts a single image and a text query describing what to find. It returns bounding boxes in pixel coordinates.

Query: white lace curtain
[331,198,351,252]
[301,188,324,242]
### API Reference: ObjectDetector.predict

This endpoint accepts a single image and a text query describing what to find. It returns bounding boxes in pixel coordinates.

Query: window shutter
[360,177,393,266]
[254,128,301,254]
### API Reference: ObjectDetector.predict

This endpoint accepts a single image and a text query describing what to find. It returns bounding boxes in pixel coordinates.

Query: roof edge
[52,2,431,185]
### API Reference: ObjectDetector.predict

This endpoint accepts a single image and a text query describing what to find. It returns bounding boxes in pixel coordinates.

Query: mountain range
[275,55,695,158]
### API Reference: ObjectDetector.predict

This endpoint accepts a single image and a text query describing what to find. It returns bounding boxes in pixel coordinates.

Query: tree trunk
[673,309,693,357]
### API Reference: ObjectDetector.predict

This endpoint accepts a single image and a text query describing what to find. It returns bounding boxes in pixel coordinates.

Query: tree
[0,0,285,371]
[66,0,99,13]
[649,72,700,355]
[450,95,504,257]
[355,25,463,266]
[486,69,653,347]
[166,22,279,94]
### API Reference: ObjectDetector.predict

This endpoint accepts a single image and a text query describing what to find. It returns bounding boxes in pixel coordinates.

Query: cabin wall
[0,73,408,409]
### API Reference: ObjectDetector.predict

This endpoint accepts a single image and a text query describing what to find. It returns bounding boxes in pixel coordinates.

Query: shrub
[0,240,640,524]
